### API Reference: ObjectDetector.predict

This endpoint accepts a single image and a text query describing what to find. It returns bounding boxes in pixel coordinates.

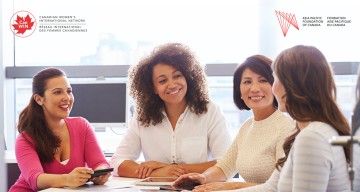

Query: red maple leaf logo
[12,14,34,34]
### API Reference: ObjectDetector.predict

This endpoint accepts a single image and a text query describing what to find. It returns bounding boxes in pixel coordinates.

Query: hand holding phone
[90,168,113,179]
[171,177,200,190]
[159,185,190,191]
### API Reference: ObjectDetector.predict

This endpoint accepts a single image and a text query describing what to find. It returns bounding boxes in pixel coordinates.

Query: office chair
[330,113,360,191]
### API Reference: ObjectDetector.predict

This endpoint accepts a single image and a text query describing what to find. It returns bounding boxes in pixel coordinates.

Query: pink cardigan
[9,117,109,192]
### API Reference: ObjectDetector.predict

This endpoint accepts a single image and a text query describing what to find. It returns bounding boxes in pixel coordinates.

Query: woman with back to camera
[110,42,231,178]
[352,68,360,191]
[217,45,351,192]
[270,45,351,191]
[173,55,294,191]
[9,68,110,192]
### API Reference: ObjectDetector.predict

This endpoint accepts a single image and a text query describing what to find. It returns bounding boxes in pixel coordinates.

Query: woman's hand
[150,164,187,177]
[90,166,111,185]
[172,173,204,190]
[90,173,111,185]
[65,167,93,187]
[136,161,168,178]
[192,182,240,192]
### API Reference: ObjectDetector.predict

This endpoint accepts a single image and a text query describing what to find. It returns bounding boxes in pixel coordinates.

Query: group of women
[9,42,355,192]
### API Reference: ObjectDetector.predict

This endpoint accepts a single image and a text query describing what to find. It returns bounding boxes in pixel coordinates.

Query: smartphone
[159,185,189,191]
[135,177,178,186]
[171,177,200,190]
[90,168,114,179]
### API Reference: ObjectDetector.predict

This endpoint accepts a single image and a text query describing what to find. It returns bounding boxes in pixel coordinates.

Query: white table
[40,176,245,191]
[41,177,163,191]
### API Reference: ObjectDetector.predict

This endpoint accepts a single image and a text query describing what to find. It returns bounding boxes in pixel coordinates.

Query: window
[2,0,360,152]
[11,0,261,66]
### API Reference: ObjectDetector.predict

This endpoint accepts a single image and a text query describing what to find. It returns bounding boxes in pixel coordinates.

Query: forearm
[181,160,217,174]
[117,160,140,178]
[201,167,258,189]
[234,182,258,188]
[37,173,67,189]
[202,165,227,183]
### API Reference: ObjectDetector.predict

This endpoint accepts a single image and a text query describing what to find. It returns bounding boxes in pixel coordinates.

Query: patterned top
[216,110,294,183]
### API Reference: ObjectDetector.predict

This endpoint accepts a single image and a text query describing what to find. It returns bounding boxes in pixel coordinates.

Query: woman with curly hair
[110,43,231,178]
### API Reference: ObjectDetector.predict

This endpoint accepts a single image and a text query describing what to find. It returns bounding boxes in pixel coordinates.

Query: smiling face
[34,76,74,122]
[240,68,274,113]
[272,72,287,112]
[152,63,187,108]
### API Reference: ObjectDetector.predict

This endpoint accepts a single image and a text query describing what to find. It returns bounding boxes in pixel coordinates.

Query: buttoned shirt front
[110,102,231,176]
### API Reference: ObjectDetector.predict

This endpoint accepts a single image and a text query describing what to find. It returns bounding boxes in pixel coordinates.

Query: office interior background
[1,0,359,191]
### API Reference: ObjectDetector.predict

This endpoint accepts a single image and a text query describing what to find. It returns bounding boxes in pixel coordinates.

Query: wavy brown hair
[128,43,209,127]
[18,68,64,163]
[274,45,351,169]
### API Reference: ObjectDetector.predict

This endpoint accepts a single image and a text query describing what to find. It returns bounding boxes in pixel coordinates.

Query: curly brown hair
[128,43,210,127]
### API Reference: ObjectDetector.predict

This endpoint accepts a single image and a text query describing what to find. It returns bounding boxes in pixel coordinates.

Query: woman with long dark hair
[9,68,110,192]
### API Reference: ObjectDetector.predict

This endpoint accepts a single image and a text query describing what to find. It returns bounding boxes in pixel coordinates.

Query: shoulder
[271,110,295,132]
[15,132,34,146]
[65,117,92,131]
[293,122,338,158]
[205,101,222,113]
[65,116,89,124]
[243,116,254,126]
[199,101,227,121]
[272,110,293,124]
[237,117,254,132]
[129,116,142,129]
[206,101,217,109]
[299,122,339,141]
[15,133,36,155]
[189,101,222,117]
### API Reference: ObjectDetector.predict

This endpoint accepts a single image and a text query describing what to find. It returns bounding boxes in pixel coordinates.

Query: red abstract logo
[275,10,299,37]
[10,10,37,38]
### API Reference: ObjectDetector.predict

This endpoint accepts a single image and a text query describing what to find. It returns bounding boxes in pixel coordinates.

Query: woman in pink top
[9,68,110,192]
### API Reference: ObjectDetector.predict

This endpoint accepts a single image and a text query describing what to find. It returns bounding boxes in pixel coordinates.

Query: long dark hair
[273,45,351,169]
[18,68,65,162]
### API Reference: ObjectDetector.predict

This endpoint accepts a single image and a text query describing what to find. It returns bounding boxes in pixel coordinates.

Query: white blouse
[110,102,231,176]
